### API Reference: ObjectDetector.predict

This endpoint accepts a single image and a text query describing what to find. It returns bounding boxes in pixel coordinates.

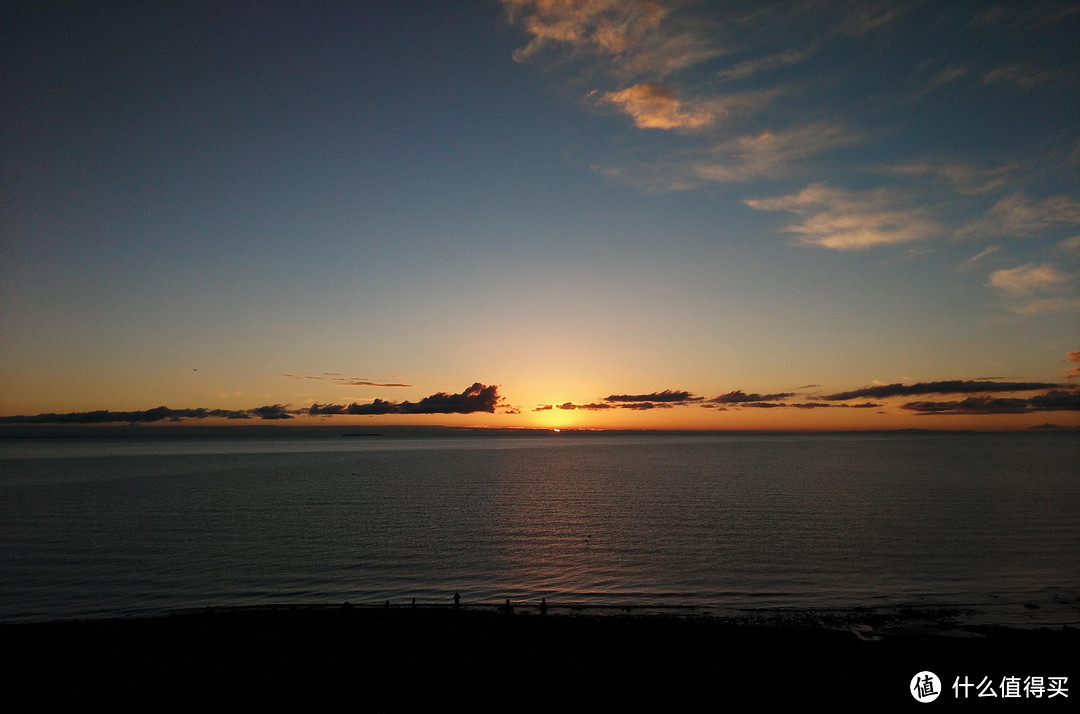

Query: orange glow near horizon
[2,380,1076,432]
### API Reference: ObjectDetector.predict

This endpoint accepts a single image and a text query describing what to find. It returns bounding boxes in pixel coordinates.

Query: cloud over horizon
[711,390,796,404]
[823,380,1062,401]
[605,389,702,403]
[5,355,1079,426]
[902,390,1080,415]
[0,406,281,425]
[0,384,503,424]
[306,383,501,416]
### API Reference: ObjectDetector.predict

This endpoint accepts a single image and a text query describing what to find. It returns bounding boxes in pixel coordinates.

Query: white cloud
[987,263,1073,297]
[961,193,1080,239]
[881,161,1014,195]
[986,262,1078,315]
[744,183,943,250]
[1060,235,1080,258]
[691,123,863,183]
[591,118,857,191]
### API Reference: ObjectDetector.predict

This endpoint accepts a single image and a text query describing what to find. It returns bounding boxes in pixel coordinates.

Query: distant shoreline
[3,423,1078,439]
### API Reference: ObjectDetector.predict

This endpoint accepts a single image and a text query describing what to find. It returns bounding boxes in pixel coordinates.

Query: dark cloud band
[824,380,1060,400]
[1,384,501,424]
[605,390,703,403]
[902,389,1080,415]
[307,383,500,416]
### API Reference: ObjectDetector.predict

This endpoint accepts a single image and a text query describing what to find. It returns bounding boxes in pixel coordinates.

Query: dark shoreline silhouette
[3,605,1076,710]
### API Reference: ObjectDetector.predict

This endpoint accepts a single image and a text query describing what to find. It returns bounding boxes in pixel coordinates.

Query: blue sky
[2,1,1078,430]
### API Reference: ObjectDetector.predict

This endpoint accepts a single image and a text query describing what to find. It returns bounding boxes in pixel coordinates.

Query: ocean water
[1,429,1078,624]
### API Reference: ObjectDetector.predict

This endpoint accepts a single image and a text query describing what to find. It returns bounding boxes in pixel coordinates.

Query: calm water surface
[1,430,1077,623]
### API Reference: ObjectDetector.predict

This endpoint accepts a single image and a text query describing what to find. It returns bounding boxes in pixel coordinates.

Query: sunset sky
[2,1,1078,431]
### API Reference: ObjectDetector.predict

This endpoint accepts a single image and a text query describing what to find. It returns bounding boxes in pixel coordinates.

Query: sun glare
[530,404,581,430]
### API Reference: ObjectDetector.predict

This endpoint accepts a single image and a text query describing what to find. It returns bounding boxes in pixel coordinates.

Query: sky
[2,0,1078,431]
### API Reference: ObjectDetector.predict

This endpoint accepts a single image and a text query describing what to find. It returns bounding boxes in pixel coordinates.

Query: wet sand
[2,605,1076,711]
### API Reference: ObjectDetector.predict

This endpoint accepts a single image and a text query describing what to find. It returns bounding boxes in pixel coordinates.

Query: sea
[1,427,1078,625]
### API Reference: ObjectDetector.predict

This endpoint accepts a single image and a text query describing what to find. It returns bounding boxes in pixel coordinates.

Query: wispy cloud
[1001,297,1080,315]
[919,64,969,95]
[715,48,813,82]
[692,123,862,183]
[1066,351,1080,381]
[502,0,718,79]
[879,161,1013,195]
[282,373,412,387]
[974,3,1079,30]
[332,379,413,388]
[987,263,1073,297]
[601,84,714,130]
[836,0,912,36]
[596,121,861,191]
[983,64,1055,87]
[503,0,662,61]
[961,193,1080,239]
[503,0,1075,280]
[744,183,942,250]
[958,246,1000,271]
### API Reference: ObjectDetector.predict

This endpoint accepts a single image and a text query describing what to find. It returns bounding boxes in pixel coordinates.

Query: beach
[3,431,1077,709]
[3,604,1076,711]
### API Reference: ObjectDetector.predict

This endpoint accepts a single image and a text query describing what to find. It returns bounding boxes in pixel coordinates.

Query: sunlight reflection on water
[1,431,1077,623]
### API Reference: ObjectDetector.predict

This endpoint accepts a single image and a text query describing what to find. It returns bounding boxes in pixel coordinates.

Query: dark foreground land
[2,605,1077,712]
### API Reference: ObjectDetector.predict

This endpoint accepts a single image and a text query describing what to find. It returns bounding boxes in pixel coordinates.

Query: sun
[529,404,581,430]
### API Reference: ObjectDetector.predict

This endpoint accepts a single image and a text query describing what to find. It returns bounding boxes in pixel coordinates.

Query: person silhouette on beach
[540,598,548,615]
[502,598,514,613]
[453,592,460,609]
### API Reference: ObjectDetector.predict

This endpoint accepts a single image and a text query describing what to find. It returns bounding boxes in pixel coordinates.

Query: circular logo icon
[911,671,941,703]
